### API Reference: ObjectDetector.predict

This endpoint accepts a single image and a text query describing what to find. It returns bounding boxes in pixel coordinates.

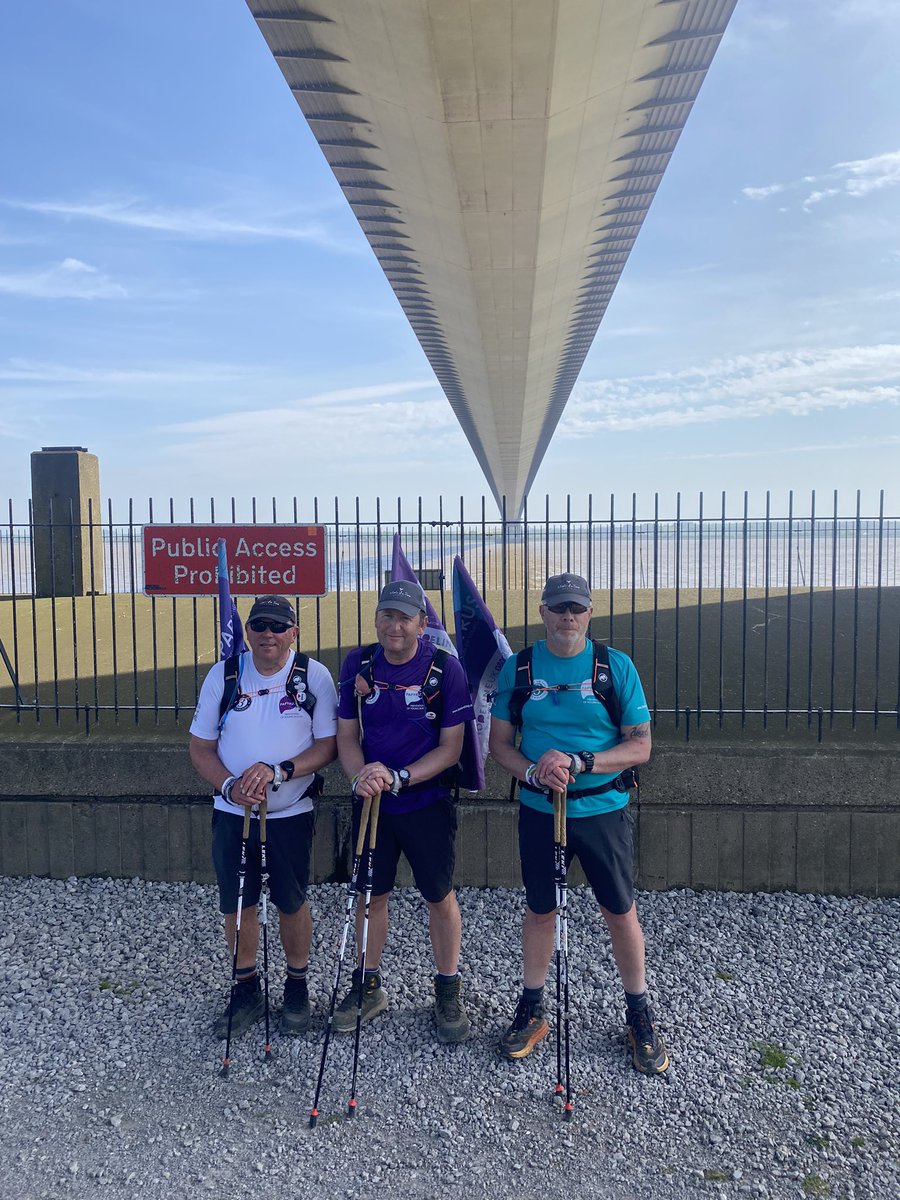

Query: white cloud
[741,150,900,212]
[0,258,126,300]
[741,183,785,201]
[665,433,900,462]
[1,194,355,249]
[565,344,900,434]
[159,381,452,462]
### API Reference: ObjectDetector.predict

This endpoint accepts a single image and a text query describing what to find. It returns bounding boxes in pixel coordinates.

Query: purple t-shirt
[338,640,474,814]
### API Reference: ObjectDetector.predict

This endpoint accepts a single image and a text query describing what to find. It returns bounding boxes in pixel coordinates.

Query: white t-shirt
[190,652,338,819]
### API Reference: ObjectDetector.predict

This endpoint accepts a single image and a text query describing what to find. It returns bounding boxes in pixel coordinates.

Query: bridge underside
[247,0,736,512]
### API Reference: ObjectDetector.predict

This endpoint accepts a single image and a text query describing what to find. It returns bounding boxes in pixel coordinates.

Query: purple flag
[390,534,455,656]
[452,555,512,770]
[217,538,246,660]
[390,534,483,790]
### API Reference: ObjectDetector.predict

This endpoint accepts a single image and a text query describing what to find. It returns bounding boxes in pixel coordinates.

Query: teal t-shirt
[492,641,650,818]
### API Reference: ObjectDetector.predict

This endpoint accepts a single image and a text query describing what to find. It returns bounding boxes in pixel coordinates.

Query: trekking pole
[553,788,573,1119]
[347,790,381,1119]
[259,799,273,1062]
[221,806,253,1077]
[309,793,373,1128]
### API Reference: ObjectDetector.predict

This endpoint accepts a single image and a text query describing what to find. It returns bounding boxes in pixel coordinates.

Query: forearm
[404,740,461,786]
[285,735,337,778]
[489,737,533,783]
[586,739,650,775]
[337,725,365,782]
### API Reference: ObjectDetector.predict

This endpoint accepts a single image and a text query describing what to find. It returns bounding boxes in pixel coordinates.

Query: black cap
[247,595,297,628]
[541,573,592,608]
[376,579,427,618]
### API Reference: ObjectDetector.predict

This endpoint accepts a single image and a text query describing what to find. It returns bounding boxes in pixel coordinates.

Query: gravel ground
[0,876,897,1200]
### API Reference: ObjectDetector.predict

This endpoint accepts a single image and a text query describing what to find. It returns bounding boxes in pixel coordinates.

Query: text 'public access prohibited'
[142,525,326,596]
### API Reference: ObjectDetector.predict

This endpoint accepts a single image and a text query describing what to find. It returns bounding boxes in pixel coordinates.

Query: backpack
[218,650,316,731]
[506,641,621,730]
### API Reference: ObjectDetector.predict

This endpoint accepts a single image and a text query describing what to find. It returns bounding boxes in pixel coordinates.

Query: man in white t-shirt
[190,595,337,1038]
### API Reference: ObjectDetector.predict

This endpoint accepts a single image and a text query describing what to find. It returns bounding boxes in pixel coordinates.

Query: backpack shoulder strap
[421,645,449,714]
[590,641,621,728]
[286,651,316,718]
[217,653,243,730]
[507,645,534,731]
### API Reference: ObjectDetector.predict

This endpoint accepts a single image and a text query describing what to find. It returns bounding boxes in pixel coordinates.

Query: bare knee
[525,906,556,930]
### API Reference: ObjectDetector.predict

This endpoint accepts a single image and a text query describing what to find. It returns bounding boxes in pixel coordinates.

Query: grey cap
[247,594,297,628]
[541,572,592,608]
[377,579,427,618]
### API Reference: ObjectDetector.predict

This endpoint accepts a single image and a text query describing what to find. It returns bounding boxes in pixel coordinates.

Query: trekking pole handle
[552,789,567,849]
[354,795,373,858]
[242,807,252,840]
[368,792,381,849]
[259,799,267,842]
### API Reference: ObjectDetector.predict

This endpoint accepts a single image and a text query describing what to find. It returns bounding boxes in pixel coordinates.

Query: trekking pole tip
[563,1102,573,1121]
[308,1110,318,1129]
[264,1044,273,1061]
[220,1059,231,1078]
[347,1098,357,1118]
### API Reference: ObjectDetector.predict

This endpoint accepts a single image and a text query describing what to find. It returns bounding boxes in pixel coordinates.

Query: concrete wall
[1,742,896,896]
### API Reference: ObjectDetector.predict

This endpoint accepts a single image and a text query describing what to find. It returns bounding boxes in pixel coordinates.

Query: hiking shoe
[433,975,471,1044]
[280,976,310,1035]
[497,995,550,1060]
[213,976,264,1039]
[332,968,387,1033]
[626,1006,669,1075]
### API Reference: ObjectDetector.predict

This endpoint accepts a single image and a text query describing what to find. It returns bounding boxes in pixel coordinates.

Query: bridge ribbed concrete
[247,0,737,512]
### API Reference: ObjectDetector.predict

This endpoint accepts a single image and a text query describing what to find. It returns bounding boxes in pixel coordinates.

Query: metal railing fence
[0,491,897,741]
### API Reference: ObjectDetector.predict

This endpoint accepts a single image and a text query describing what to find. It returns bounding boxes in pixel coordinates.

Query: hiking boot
[280,976,310,1035]
[332,968,387,1033]
[626,1006,669,1075]
[497,995,550,1060]
[213,976,264,1039]
[433,975,471,1044]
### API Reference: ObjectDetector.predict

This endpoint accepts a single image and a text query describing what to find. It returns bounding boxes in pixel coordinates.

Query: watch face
[280,760,295,779]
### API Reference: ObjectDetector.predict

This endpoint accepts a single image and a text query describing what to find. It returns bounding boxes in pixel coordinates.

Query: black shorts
[211,808,315,915]
[518,802,635,916]
[351,796,457,904]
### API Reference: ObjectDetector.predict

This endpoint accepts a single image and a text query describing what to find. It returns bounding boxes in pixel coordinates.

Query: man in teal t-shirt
[490,572,668,1075]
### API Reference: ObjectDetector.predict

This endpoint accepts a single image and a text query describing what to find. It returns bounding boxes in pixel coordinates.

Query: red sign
[143,525,327,596]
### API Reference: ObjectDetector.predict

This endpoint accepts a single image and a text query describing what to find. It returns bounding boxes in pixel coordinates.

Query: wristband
[350,774,360,798]
[270,763,284,792]
[524,763,540,789]
[389,768,402,795]
[567,753,582,777]
[221,776,237,803]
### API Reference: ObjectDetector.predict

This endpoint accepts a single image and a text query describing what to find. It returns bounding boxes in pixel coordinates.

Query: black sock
[363,967,381,984]
[437,972,459,985]
[235,965,257,983]
[523,985,544,1010]
[286,964,308,981]
[625,989,648,1014]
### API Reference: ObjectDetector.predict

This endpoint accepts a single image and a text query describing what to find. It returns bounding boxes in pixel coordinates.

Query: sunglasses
[547,602,589,615]
[248,618,293,634]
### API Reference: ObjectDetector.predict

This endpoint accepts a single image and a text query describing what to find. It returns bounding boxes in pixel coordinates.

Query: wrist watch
[279,759,296,781]
[577,751,595,774]
[397,769,411,790]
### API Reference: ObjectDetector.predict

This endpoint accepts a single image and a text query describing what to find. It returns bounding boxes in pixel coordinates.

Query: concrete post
[30,447,104,597]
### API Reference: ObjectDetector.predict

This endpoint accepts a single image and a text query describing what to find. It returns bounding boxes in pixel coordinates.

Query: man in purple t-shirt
[334,579,475,1043]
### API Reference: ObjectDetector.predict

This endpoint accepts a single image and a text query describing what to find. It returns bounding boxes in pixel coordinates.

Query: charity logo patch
[404,687,425,710]
[233,694,251,712]
[580,678,600,703]
[279,694,298,715]
[529,678,550,702]
[364,690,380,706]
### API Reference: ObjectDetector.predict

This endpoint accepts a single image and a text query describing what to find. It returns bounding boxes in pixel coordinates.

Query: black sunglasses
[248,618,292,633]
[547,602,589,615]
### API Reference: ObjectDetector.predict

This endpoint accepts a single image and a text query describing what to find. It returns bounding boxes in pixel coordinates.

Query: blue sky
[1,0,898,521]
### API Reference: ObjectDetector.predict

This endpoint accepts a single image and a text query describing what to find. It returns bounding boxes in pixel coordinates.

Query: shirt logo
[233,694,251,712]
[580,678,600,703]
[529,679,550,702]
[279,694,298,715]
[404,687,425,711]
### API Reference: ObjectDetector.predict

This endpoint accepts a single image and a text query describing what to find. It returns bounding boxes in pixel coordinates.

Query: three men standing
[490,573,668,1075]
